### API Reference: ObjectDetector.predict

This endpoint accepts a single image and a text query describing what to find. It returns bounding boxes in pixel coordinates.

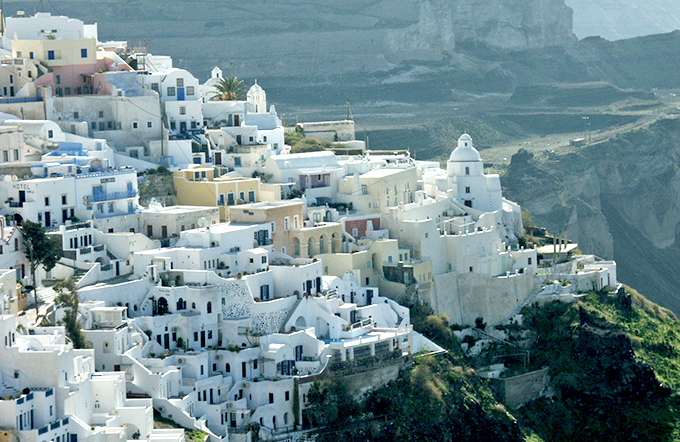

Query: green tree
[210,76,247,101]
[54,279,85,349]
[21,220,61,314]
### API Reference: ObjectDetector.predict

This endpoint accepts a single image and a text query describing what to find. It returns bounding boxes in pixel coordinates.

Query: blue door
[180,122,187,133]
[177,88,185,101]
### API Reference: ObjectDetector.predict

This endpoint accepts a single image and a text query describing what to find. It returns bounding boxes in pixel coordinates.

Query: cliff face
[5,0,575,77]
[449,0,576,49]
[503,119,680,313]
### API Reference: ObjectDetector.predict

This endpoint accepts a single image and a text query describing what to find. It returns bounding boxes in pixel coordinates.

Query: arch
[307,237,314,258]
[177,298,184,310]
[318,235,325,254]
[272,415,277,429]
[225,363,231,373]
[294,316,307,329]
[95,257,105,264]
[324,211,332,222]
[372,253,381,274]
[207,301,212,314]
[191,302,196,309]
[13,214,22,224]
[157,297,169,315]
[284,412,289,426]
[292,237,301,257]
[103,341,111,353]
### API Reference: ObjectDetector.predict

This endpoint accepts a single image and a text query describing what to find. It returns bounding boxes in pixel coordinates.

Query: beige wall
[173,169,261,221]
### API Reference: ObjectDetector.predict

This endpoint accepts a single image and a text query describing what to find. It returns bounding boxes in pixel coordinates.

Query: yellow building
[337,167,416,214]
[228,200,343,257]
[173,166,261,221]
[13,37,97,68]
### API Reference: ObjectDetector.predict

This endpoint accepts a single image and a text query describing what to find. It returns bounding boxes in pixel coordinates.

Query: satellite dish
[197,217,209,228]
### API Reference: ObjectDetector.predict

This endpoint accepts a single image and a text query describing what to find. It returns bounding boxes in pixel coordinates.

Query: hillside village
[0,11,621,442]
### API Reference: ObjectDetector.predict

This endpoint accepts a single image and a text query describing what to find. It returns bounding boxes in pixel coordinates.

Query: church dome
[449,133,481,162]
[247,81,265,97]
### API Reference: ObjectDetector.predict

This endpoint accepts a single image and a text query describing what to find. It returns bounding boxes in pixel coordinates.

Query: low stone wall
[491,367,549,408]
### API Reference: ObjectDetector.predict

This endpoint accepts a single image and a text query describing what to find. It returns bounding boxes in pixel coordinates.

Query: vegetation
[210,76,247,101]
[153,411,207,442]
[54,279,85,349]
[514,290,680,441]
[21,220,61,314]
[288,137,347,154]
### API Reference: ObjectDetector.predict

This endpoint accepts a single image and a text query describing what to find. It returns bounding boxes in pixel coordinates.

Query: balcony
[91,189,139,202]
[8,201,23,208]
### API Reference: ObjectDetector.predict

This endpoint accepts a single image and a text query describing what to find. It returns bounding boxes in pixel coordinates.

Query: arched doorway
[307,237,314,258]
[292,237,301,257]
[157,297,169,315]
[294,316,307,329]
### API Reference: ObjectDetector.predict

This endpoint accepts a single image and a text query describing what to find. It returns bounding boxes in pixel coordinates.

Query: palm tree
[210,76,247,101]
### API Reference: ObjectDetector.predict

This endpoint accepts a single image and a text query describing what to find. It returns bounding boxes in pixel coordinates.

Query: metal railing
[91,189,139,202]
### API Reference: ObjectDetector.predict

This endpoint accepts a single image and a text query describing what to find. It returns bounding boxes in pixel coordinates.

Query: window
[352,228,358,236]
[2,151,7,162]
[194,332,198,341]
[13,150,18,161]
[81,48,88,58]
[48,129,53,138]
[180,106,186,115]
[465,166,470,175]
[98,111,104,118]
[200,365,204,375]
[98,204,104,213]
[465,186,470,193]
[44,197,50,206]
[14,238,19,251]
[186,86,195,95]
[293,215,299,229]
[62,194,68,205]
[108,203,114,213]
[269,393,274,404]
[150,83,159,92]
[47,50,55,60]
[262,256,267,263]
[177,78,184,87]
[528,257,532,265]
[207,302,212,314]
[285,391,290,401]
[284,216,290,231]
[167,86,176,96]
[147,121,153,128]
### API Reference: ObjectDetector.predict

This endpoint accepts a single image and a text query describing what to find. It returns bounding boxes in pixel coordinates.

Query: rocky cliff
[5,0,575,77]
[503,118,680,313]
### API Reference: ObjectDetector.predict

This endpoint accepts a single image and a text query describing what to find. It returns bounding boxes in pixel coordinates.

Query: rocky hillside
[5,0,575,78]
[503,118,680,313]
[567,0,680,40]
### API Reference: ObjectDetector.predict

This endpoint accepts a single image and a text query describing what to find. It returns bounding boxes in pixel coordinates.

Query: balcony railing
[91,189,139,202]
[93,244,105,252]
[80,247,92,255]
[8,201,23,208]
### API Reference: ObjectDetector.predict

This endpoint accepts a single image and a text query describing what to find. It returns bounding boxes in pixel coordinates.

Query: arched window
[192,302,196,309]
[226,363,230,373]
[207,302,212,314]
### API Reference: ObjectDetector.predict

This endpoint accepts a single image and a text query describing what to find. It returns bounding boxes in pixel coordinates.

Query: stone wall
[431,269,536,326]
[490,368,549,408]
